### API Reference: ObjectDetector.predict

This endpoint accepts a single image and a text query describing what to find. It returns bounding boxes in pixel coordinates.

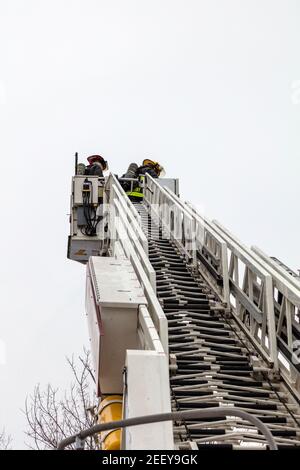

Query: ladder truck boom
[66,169,300,450]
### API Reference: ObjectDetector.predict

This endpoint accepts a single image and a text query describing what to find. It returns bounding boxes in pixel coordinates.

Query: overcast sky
[0,0,299,449]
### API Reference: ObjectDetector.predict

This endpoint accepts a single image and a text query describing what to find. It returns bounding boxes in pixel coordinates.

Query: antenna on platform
[75,152,78,175]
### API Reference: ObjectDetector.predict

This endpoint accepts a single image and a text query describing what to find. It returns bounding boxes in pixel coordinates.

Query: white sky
[0,0,299,449]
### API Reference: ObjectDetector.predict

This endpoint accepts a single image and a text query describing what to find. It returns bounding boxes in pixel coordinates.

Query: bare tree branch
[24,349,97,450]
[0,428,12,450]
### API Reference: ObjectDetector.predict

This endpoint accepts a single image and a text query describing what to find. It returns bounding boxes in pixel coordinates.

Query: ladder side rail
[144,175,195,262]
[162,185,198,265]
[176,207,278,369]
[99,196,172,448]
[270,256,300,280]
[179,197,230,306]
[252,246,300,293]
[214,220,299,298]
[160,187,230,304]
[207,219,278,369]
[138,305,165,353]
[145,191,278,369]
[214,221,300,379]
[177,208,278,369]
[145,175,220,270]
[112,197,156,292]
[106,173,142,225]
[110,203,168,353]
[251,247,300,392]
[114,199,156,291]
[111,182,149,255]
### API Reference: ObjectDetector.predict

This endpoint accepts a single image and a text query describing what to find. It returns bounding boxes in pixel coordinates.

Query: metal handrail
[57,407,278,450]
[106,174,168,353]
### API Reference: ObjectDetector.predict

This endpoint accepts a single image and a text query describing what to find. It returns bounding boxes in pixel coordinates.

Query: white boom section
[86,255,173,449]
[86,256,147,395]
[103,174,173,449]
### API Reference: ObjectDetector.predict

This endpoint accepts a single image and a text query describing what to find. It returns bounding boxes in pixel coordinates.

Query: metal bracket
[75,435,85,450]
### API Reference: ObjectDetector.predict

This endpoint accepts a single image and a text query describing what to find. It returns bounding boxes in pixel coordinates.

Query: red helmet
[87,155,107,169]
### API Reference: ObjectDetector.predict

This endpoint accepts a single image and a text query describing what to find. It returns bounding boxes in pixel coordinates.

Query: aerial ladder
[65,164,300,450]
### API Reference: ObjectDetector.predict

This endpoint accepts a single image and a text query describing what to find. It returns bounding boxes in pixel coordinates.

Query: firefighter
[123,159,165,200]
[137,159,165,178]
[85,155,108,177]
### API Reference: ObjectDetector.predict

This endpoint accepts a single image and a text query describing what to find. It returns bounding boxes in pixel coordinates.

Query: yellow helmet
[143,159,165,177]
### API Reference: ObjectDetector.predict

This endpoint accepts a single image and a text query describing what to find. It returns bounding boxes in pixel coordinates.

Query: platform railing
[251,246,300,395]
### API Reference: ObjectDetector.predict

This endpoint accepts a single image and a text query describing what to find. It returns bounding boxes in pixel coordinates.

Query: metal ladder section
[270,257,300,281]
[133,201,300,449]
